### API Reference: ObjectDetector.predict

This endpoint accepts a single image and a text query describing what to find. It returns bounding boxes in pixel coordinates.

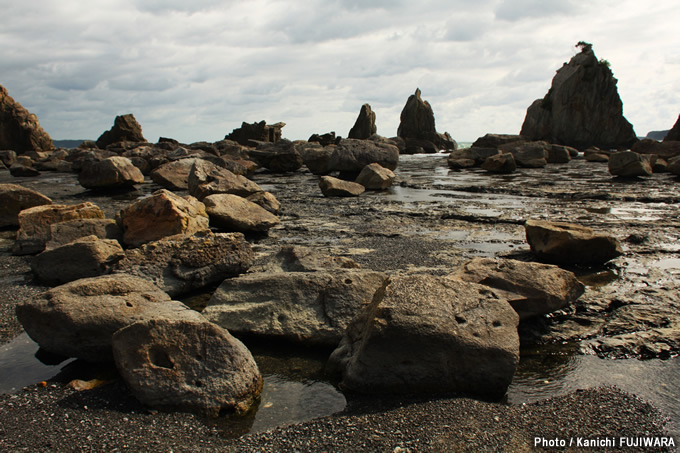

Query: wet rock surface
[0,152,678,448]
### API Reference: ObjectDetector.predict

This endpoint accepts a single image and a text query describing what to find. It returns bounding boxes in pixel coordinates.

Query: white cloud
[0,0,678,143]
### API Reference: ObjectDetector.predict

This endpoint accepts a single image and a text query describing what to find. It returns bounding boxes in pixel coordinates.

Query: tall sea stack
[520,43,637,150]
[0,85,54,153]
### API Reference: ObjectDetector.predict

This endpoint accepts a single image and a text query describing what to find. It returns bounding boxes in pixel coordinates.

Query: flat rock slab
[113,318,263,417]
[0,183,52,227]
[203,269,388,346]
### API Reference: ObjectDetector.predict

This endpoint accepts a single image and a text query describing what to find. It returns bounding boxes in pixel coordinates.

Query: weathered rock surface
[202,194,280,233]
[113,318,263,417]
[525,219,623,265]
[203,269,388,346]
[348,104,377,140]
[520,45,637,149]
[31,235,125,285]
[117,190,209,247]
[449,258,585,320]
[95,114,146,149]
[150,158,200,190]
[608,151,653,177]
[631,139,680,159]
[46,218,123,249]
[500,141,550,168]
[397,89,455,151]
[296,141,332,175]
[188,159,262,200]
[584,148,610,162]
[472,134,525,149]
[248,139,303,172]
[246,191,281,214]
[547,145,573,163]
[328,275,519,399]
[329,138,399,173]
[0,85,54,153]
[355,163,395,190]
[448,147,499,168]
[15,274,203,362]
[668,155,680,176]
[0,183,52,227]
[663,113,680,142]
[224,120,285,146]
[78,156,145,190]
[9,163,39,177]
[250,245,361,274]
[319,175,365,197]
[115,231,253,297]
[482,153,516,173]
[13,202,106,255]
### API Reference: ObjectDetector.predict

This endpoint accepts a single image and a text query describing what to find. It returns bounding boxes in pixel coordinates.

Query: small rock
[319,176,365,197]
[203,193,280,232]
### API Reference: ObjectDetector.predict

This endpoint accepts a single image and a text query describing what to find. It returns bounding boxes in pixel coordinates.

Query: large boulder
[481,153,516,174]
[327,274,519,399]
[117,190,209,247]
[668,156,680,176]
[348,104,377,140]
[31,236,125,286]
[150,158,201,190]
[78,156,145,190]
[114,231,253,297]
[449,258,585,320]
[46,218,123,248]
[448,147,499,167]
[0,183,52,228]
[329,138,399,173]
[203,269,388,346]
[188,159,262,200]
[631,139,680,159]
[500,141,550,168]
[203,194,280,233]
[0,85,54,153]
[397,88,455,151]
[472,134,525,148]
[520,44,637,149]
[95,114,146,149]
[525,219,623,265]
[224,120,285,146]
[113,318,263,417]
[296,141,333,175]
[355,163,395,190]
[15,274,203,362]
[319,175,365,197]
[547,145,574,163]
[608,151,653,177]
[248,139,303,172]
[13,202,106,255]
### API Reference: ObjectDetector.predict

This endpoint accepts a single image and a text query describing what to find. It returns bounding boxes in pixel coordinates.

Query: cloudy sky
[1,0,678,144]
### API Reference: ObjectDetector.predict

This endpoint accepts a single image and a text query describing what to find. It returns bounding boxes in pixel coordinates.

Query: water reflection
[509,347,680,437]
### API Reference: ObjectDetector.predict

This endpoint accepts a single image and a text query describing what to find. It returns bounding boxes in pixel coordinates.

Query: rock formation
[663,114,680,142]
[328,274,519,399]
[0,85,54,153]
[95,114,146,149]
[525,219,623,265]
[16,274,203,362]
[397,89,456,152]
[0,183,52,227]
[113,318,263,417]
[520,44,637,149]
[202,194,280,232]
[224,120,285,146]
[78,156,145,190]
[348,104,377,139]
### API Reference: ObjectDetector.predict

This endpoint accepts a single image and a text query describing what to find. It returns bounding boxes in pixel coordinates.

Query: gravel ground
[0,381,673,452]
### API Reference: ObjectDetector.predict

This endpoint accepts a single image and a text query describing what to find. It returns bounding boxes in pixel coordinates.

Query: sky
[1,0,678,144]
